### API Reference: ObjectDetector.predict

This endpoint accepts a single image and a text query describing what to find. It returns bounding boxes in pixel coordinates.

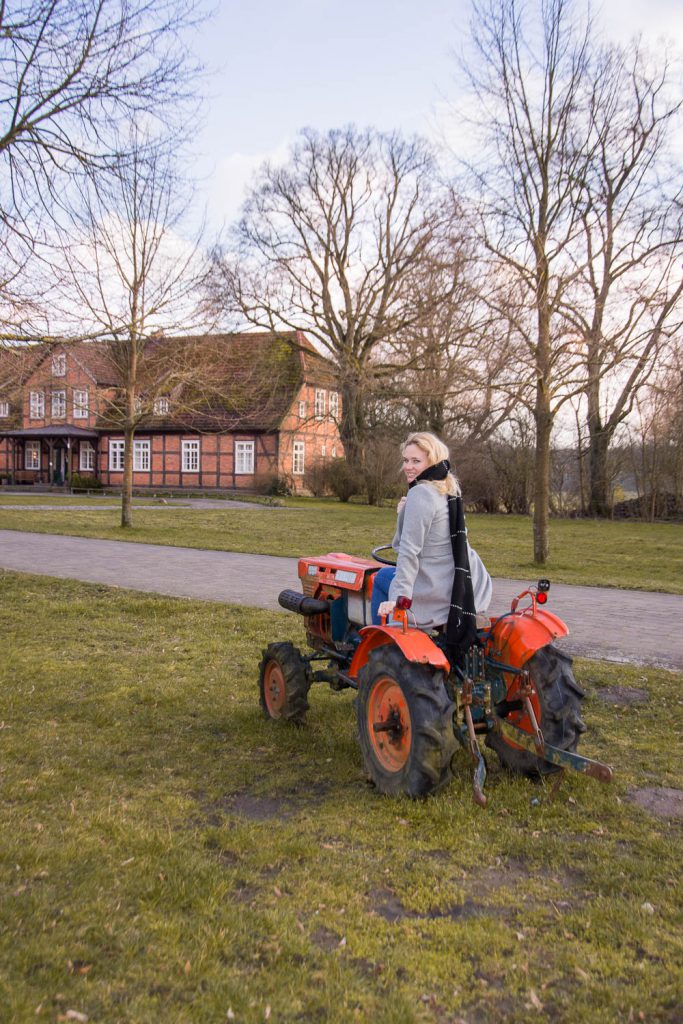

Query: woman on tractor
[371,432,492,649]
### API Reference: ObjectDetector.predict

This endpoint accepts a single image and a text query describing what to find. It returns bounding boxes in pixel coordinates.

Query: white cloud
[596,0,683,47]
[207,140,292,231]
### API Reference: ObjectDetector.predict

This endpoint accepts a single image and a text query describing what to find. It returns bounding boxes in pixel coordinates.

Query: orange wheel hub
[263,661,286,718]
[367,676,411,772]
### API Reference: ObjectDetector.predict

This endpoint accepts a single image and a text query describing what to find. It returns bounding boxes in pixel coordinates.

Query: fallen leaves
[67,960,92,976]
[528,988,544,1011]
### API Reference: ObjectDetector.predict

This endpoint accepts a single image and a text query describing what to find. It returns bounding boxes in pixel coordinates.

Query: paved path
[1,529,681,670]
[0,497,279,511]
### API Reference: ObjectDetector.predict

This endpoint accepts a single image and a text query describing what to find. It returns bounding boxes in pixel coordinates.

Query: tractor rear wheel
[486,644,586,777]
[259,642,311,724]
[357,645,457,798]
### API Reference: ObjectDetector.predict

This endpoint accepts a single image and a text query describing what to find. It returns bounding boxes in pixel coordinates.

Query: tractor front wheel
[486,644,586,777]
[357,645,457,798]
[259,642,311,724]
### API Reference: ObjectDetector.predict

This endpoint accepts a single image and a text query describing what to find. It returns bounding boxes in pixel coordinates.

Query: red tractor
[259,549,613,804]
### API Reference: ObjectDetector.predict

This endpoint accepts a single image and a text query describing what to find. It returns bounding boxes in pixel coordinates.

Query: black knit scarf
[409,460,478,651]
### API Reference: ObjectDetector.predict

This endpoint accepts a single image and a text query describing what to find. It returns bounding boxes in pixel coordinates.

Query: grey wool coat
[388,481,492,630]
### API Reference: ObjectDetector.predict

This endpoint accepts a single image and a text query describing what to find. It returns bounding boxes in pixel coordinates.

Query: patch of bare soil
[194,782,331,823]
[310,925,342,952]
[366,886,500,923]
[596,685,649,705]
[423,854,583,897]
[629,786,683,820]
[232,882,259,905]
[230,793,294,820]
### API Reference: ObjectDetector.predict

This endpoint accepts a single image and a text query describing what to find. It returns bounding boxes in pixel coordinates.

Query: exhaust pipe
[278,589,331,616]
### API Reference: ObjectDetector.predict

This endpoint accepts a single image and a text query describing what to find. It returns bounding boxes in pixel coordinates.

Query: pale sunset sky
[190,0,683,230]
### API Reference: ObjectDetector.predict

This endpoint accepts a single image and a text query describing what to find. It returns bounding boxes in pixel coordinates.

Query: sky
[190,0,683,233]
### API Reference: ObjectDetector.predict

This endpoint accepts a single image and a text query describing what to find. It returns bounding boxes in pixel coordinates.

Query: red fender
[348,624,450,681]
[486,607,569,747]
[486,607,568,671]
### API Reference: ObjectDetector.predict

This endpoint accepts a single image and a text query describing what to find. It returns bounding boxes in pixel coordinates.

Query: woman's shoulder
[406,482,444,509]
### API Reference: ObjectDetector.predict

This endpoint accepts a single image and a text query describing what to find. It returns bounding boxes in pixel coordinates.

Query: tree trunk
[339,375,366,475]
[585,342,613,517]
[121,423,134,528]
[587,426,612,517]
[533,232,552,565]
[533,383,552,564]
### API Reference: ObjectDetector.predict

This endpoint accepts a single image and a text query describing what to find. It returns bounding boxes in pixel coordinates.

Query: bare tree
[382,238,525,442]
[56,135,209,526]
[208,126,459,471]
[0,0,204,336]
[458,0,592,562]
[625,339,683,519]
[566,42,683,515]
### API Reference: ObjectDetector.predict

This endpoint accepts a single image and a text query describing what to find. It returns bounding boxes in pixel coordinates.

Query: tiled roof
[2,332,339,433]
[65,341,123,385]
[0,343,45,388]
[129,331,338,432]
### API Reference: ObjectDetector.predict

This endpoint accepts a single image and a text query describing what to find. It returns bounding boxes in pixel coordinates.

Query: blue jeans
[371,566,396,624]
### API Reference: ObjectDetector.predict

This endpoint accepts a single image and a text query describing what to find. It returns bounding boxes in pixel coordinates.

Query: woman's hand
[378,600,396,619]
[397,496,407,514]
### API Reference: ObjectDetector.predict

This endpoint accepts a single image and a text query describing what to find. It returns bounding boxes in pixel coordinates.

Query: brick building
[0,332,343,492]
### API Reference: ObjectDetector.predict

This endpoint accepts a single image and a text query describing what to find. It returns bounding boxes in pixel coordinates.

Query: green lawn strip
[0,494,165,506]
[0,502,681,593]
[1,571,681,1023]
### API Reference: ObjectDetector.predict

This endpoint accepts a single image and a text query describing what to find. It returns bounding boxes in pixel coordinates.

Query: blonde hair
[401,431,461,496]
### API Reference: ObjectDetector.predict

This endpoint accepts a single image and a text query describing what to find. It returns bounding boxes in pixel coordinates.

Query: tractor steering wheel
[371,544,397,566]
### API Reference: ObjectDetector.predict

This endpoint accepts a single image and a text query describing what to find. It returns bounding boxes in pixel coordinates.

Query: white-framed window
[51,390,66,419]
[329,391,339,420]
[314,389,326,419]
[182,439,200,473]
[0,400,9,418]
[293,440,305,475]
[25,441,41,470]
[134,396,143,414]
[80,441,95,472]
[332,445,337,458]
[109,439,125,472]
[29,391,44,419]
[235,440,255,474]
[298,400,306,418]
[133,439,150,472]
[154,397,170,415]
[52,353,66,376]
[321,444,327,458]
[73,389,89,419]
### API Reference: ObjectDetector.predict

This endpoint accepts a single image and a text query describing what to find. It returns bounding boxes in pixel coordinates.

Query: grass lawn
[1,571,681,1023]
[0,494,166,506]
[0,496,681,593]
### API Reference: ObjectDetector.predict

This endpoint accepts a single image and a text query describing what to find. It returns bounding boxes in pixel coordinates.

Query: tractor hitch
[458,677,488,807]
[492,719,614,783]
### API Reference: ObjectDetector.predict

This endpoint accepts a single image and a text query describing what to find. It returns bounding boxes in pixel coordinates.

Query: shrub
[71,473,102,491]
[362,436,403,507]
[254,471,294,497]
[303,462,330,497]
[325,458,361,502]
